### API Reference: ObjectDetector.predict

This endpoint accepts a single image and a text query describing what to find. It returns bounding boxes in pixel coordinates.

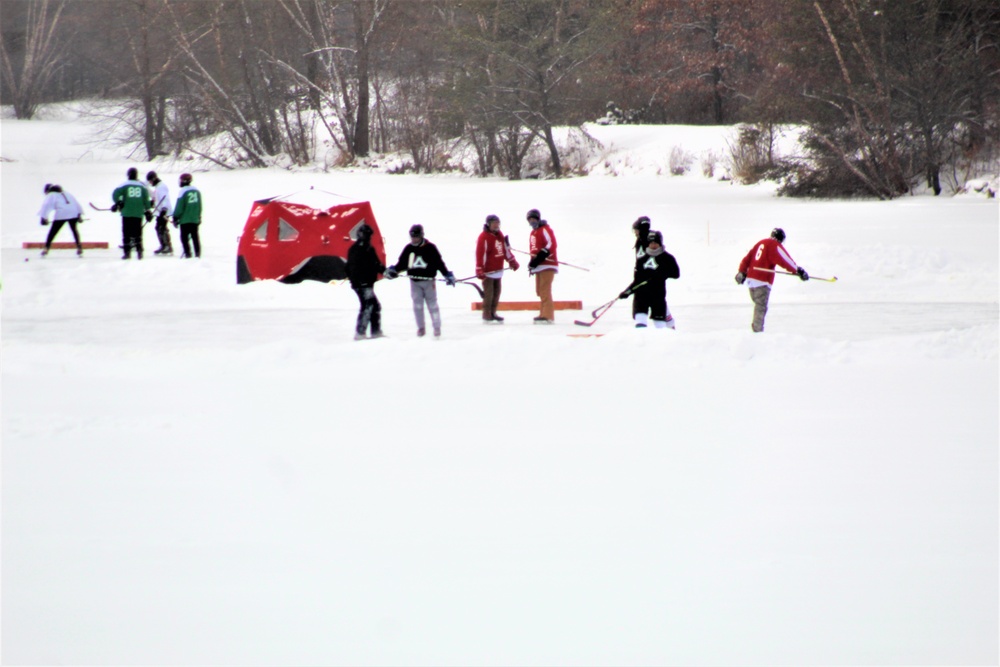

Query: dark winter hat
[179,173,193,186]
[356,223,373,240]
[647,230,663,246]
[146,170,158,182]
[409,224,424,238]
[485,214,500,224]
[127,167,138,180]
[526,208,541,221]
[633,216,650,230]
[770,227,786,243]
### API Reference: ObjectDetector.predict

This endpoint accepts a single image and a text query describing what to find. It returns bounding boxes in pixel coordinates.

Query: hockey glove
[144,210,153,222]
[476,269,486,280]
[110,203,120,213]
[385,266,399,279]
[172,217,179,228]
[509,257,520,271]
[735,272,746,285]
[445,272,456,286]
[619,289,631,299]
[796,267,809,281]
[40,217,49,226]
[528,248,549,269]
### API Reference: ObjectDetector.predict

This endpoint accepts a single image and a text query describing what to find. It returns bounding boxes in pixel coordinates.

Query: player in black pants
[620,230,680,329]
[346,224,386,340]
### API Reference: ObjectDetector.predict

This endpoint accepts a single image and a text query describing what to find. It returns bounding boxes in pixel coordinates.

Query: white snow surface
[2,105,998,666]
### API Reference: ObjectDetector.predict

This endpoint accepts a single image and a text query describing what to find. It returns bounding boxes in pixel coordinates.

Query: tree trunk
[352,1,371,157]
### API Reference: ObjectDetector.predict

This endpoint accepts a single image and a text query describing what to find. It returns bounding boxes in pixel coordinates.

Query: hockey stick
[511,248,590,272]
[89,202,112,211]
[574,281,647,327]
[754,267,838,283]
[456,279,485,298]
[399,274,485,298]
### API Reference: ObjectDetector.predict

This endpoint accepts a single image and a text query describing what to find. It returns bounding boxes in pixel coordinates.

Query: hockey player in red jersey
[526,208,558,323]
[475,214,519,323]
[735,227,808,332]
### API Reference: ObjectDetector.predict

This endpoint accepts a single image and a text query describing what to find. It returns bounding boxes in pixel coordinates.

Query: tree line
[2,0,998,197]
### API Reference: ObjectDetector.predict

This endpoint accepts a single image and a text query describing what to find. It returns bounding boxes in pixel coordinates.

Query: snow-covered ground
[2,104,998,666]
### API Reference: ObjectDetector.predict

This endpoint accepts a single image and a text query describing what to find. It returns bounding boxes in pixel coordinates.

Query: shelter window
[254,221,268,241]
[279,218,300,241]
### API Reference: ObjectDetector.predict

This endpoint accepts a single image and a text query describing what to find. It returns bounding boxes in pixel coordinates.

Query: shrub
[669,146,693,175]
[727,124,775,184]
[701,149,721,178]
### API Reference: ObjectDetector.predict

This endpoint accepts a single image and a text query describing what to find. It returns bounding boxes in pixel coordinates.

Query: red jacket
[528,223,558,273]
[738,237,798,286]
[476,228,516,275]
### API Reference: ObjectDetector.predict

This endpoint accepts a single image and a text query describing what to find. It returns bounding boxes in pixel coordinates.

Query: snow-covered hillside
[2,104,998,666]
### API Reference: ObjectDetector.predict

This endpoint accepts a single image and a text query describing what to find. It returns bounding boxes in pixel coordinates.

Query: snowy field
[2,105,998,666]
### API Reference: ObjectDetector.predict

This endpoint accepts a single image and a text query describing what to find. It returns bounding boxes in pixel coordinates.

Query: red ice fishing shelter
[237,197,385,284]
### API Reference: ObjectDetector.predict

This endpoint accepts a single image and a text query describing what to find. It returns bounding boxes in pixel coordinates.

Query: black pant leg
[354,287,372,334]
[122,217,142,255]
[369,292,382,334]
[189,225,201,257]
[67,219,81,247]
[45,219,66,248]
[180,225,192,257]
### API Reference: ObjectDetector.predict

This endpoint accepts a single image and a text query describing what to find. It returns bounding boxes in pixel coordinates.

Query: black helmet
[146,170,158,182]
[485,214,500,224]
[526,208,541,221]
[647,230,663,246]
[770,227,786,243]
[179,173,193,186]
[356,223,373,241]
[127,167,138,180]
[409,224,424,238]
[43,183,60,193]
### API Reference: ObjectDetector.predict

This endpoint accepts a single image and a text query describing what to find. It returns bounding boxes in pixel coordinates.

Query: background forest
[2,0,999,197]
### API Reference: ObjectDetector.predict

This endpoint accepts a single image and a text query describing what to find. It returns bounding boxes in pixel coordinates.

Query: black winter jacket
[391,240,450,280]
[627,248,679,297]
[347,241,385,289]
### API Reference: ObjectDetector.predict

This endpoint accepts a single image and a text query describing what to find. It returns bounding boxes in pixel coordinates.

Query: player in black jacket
[385,224,456,337]
[620,230,680,329]
[346,223,386,340]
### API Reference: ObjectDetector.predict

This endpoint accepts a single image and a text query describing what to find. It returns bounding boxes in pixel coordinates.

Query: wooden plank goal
[22,242,109,249]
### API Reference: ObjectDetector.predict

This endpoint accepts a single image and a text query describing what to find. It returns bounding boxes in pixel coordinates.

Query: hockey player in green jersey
[172,173,203,259]
[111,167,152,259]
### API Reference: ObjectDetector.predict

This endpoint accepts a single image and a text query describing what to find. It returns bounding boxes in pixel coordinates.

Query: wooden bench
[471,300,582,311]
[23,242,109,249]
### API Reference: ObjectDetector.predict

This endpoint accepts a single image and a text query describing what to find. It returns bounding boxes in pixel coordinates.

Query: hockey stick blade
[590,299,617,319]
[89,202,112,211]
[457,279,485,298]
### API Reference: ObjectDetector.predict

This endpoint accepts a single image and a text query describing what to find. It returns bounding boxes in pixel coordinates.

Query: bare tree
[165,1,316,167]
[0,0,66,119]
[447,0,617,178]
[274,0,392,161]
